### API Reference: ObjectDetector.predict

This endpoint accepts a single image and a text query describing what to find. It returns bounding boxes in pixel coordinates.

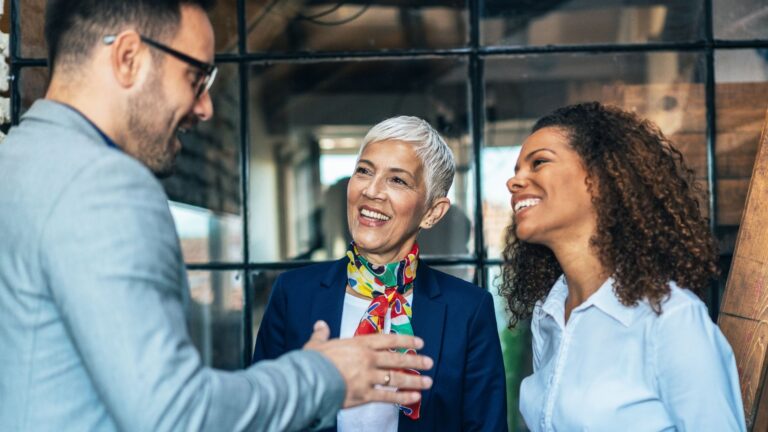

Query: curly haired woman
[502,102,745,431]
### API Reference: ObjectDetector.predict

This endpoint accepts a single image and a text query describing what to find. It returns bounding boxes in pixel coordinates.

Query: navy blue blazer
[253,258,508,432]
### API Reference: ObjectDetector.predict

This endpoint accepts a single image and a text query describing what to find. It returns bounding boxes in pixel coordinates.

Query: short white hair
[358,116,455,204]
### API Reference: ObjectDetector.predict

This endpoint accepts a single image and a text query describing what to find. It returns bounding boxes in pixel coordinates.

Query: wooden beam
[720,107,768,430]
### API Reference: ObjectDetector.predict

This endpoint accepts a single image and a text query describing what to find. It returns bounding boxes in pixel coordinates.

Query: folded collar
[540,275,637,328]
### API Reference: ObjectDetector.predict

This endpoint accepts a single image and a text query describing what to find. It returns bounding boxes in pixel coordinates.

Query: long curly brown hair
[500,102,719,327]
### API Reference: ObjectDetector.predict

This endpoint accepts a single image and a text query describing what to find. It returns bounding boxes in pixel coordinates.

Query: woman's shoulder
[633,282,714,332]
[656,281,709,317]
[604,280,711,328]
[649,283,738,387]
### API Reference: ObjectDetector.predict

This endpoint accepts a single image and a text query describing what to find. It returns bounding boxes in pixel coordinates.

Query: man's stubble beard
[127,71,179,179]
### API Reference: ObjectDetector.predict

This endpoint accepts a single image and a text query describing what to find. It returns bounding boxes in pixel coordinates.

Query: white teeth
[361,208,391,221]
[514,198,541,214]
[178,127,188,134]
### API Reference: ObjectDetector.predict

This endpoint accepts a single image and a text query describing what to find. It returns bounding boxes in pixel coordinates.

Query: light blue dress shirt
[520,276,746,432]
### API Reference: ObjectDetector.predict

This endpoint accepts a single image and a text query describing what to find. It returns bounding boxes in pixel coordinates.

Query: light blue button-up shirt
[520,276,745,431]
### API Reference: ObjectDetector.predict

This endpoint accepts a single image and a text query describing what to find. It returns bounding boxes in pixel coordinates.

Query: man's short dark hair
[45,0,215,73]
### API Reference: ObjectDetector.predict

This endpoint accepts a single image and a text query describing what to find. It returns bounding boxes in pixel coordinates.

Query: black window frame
[10,0,768,369]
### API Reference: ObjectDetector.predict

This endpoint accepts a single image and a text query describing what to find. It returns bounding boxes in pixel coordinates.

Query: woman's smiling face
[347,139,431,264]
[506,127,597,248]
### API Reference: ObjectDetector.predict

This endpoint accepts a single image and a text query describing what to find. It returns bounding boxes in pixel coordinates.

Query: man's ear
[420,197,451,230]
[108,31,147,89]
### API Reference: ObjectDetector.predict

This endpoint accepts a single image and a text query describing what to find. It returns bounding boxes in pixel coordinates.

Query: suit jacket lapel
[316,259,447,426]
[310,258,348,339]
[409,263,446,420]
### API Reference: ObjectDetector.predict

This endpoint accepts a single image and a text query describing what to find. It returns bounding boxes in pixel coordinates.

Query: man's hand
[303,320,434,408]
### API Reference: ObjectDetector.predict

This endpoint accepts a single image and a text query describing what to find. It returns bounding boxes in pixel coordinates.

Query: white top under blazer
[337,292,413,432]
[520,276,746,432]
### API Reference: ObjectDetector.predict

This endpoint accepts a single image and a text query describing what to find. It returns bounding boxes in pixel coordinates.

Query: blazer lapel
[409,264,446,418]
[310,258,348,339]
[316,259,447,425]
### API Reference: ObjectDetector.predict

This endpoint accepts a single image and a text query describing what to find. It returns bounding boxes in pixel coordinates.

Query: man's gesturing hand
[303,320,434,408]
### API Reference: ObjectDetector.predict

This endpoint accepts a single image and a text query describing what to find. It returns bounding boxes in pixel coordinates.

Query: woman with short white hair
[254,116,508,431]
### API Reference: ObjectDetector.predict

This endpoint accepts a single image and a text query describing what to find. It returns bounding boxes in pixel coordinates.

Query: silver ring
[383,372,391,385]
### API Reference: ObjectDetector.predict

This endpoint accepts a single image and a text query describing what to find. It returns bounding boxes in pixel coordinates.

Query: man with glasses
[103,34,218,100]
[0,1,433,431]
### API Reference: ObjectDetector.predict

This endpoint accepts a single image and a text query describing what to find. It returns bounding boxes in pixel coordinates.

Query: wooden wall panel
[720,109,768,430]
[719,313,768,426]
[754,370,768,432]
[718,179,752,227]
[721,252,768,321]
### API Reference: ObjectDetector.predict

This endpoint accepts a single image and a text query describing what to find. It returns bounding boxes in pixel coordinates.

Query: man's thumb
[308,320,330,343]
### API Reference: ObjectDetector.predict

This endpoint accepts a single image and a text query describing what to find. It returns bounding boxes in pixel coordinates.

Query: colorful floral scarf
[346,242,421,420]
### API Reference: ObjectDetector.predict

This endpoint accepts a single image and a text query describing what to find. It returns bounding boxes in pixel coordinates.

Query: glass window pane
[171,202,243,263]
[246,0,467,52]
[483,52,708,259]
[187,270,245,370]
[164,63,243,262]
[20,0,46,58]
[714,49,768,255]
[209,0,240,54]
[247,58,473,262]
[714,0,768,40]
[430,265,476,284]
[482,0,704,47]
[250,268,282,352]
[487,266,532,432]
[20,67,49,116]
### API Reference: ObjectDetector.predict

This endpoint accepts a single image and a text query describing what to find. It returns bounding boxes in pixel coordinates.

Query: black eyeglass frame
[103,34,218,98]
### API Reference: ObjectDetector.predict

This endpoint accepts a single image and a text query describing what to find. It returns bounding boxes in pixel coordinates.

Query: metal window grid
[9,0,768,367]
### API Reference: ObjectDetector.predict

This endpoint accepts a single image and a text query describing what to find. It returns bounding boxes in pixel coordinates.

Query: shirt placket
[541,312,581,432]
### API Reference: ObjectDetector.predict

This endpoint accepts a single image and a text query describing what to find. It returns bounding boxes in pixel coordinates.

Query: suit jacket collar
[409,263,446,420]
[24,100,114,149]
[319,257,447,423]
[314,259,348,339]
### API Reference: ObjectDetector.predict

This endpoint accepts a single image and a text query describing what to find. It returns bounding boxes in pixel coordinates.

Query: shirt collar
[580,277,637,327]
[540,275,569,328]
[541,275,637,327]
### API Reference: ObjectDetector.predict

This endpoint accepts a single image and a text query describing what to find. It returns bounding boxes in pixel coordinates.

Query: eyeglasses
[103,34,218,99]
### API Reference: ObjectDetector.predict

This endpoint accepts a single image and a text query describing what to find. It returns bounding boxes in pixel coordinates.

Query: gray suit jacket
[0,100,344,431]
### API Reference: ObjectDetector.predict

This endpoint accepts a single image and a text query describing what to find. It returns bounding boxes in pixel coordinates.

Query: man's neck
[46,82,123,148]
